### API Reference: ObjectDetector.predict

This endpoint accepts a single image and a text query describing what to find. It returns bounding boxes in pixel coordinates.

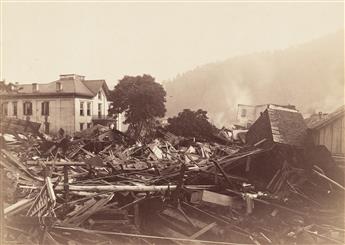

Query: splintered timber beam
[312,169,345,191]
[55,185,215,192]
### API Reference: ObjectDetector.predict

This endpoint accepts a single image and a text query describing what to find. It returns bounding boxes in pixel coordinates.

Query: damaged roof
[247,107,308,147]
[307,105,345,130]
[267,107,307,146]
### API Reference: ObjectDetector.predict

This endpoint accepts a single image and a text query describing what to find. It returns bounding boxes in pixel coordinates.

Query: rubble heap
[0,111,344,245]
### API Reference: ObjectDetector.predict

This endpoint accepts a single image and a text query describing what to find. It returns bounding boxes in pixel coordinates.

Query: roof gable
[82,80,111,99]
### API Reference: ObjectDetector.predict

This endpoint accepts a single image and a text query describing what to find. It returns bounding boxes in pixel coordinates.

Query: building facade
[307,105,345,164]
[237,104,297,128]
[0,74,123,135]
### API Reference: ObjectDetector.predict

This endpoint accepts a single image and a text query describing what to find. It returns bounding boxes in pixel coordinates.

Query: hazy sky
[1,2,344,88]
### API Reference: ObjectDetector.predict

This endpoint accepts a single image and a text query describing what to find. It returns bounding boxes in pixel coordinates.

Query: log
[55,184,214,192]
[26,161,87,166]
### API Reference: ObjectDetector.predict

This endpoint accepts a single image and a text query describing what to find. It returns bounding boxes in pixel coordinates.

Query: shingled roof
[1,74,110,99]
[247,106,308,147]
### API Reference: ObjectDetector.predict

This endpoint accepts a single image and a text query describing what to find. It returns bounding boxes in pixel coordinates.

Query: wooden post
[245,156,251,172]
[63,166,69,212]
[134,203,140,229]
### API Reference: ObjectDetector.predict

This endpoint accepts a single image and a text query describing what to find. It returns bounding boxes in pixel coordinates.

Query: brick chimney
[59,74,85,81]
[32,83,39,92]
[56,81,63,92]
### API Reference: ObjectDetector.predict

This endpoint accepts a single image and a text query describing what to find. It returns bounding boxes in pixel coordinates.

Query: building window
[41,102,49,116]
[13,102,17,116]
[87,123,92,128]
[2,102,8,116]
[98,103,102,118]
[80,102,84,116]
[98,91,102,99]
[87,102,91,116]
[80,123,84,131]
[241,108,247,117]
[23,102,33,115]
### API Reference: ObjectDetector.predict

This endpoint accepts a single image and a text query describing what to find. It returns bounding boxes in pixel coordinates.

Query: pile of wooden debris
[0,110,344,245]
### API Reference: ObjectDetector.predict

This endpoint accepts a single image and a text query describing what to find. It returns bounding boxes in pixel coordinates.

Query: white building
[237,104,297,128]
[0,74,124,135]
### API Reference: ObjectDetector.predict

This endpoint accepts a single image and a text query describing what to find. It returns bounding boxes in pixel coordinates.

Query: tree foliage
[166,109,219,140]
[109,74,167,126]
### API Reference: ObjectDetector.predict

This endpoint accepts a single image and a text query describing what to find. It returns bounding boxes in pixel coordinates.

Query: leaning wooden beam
[312,168,345,191]
[55,184,215,192]
[211,160,233,187]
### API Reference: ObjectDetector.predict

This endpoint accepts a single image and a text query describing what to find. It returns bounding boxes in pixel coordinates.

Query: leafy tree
[166,109,219,141]
[109,74,166,138]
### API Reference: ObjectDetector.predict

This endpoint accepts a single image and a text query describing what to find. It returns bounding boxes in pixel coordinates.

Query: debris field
[0,111,344,245]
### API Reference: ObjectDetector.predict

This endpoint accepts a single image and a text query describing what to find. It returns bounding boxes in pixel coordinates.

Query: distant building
[237,104,297,128]
[307,105,345,164]
[0,74,124,135]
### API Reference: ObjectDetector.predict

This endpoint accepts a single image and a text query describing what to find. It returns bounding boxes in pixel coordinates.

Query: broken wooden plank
[190,222,217,239]
[5,198,34,216]
[312,168,345,191]
[191,190,235,207]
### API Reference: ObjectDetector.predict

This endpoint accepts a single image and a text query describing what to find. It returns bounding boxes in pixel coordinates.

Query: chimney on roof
[9,84,15,91]
[318,112,323,119]
[59,74,85,81]
[32,83,39,93]
[56,81,63,92]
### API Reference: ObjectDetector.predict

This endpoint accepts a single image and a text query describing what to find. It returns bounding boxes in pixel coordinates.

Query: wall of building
[2,97,75,135]
[74,88,111,132]
[74,97,94,132]
[314,115,345,156]
[237,105,256,127]
[237,104,268,128]
[2,86,130,135]
[91,87,109,116]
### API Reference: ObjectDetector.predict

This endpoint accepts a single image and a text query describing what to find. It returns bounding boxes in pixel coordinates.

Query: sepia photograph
[0,0,344,244]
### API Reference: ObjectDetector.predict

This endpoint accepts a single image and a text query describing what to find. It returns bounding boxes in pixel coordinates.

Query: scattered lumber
[0,123,344,245]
